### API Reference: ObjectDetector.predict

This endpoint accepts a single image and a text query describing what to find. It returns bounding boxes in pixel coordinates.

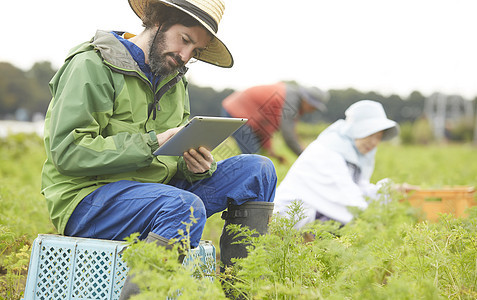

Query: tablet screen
[153,116,247,156]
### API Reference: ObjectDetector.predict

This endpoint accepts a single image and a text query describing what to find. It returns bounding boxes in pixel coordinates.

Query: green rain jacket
[41,30,217,234]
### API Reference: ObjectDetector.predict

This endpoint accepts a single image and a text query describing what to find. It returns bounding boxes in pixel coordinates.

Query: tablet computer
[153,116,247,156]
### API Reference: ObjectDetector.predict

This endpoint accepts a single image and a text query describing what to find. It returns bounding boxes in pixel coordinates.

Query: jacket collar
[92,30,142,74]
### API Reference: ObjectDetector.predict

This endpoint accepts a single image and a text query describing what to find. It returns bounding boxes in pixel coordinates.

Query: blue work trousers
[64,154,276,248]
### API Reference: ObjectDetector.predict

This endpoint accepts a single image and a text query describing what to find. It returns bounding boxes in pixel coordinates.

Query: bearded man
[41,1,276,298]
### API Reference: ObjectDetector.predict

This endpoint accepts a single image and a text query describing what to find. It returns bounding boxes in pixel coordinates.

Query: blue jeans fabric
[221,109,262,154]
[64,154,276,248]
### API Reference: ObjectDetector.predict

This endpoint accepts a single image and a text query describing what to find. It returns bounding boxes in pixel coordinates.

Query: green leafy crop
[1,133,476,299]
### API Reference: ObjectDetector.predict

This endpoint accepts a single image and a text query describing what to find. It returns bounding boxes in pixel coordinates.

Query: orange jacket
[222,82,287,150]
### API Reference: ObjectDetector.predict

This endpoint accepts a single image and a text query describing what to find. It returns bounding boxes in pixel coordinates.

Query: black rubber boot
[119,232,172,300]
[220,201,274,271]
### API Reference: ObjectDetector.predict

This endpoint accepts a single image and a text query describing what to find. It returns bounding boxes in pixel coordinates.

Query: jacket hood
[92,30,143,73]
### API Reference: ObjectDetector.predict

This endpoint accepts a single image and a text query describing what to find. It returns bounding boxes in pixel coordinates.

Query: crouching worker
[274,100,414,229]
[40,0,276,298]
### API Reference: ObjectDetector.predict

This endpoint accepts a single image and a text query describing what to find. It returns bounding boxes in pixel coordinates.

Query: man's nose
[179,47,195,63]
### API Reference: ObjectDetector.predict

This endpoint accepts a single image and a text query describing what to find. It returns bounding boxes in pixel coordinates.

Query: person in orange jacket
[221,82,330,162]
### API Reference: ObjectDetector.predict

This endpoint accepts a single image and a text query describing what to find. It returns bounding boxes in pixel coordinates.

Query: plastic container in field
[22,234,215,300]
[405,186,476,222]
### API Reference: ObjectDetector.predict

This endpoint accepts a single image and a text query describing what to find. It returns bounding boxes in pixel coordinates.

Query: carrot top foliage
[1,132,476,299]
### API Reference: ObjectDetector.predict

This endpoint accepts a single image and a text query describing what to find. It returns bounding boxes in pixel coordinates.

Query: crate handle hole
[424,197,442,202]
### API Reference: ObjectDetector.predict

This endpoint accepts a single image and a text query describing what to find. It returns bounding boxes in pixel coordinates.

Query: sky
[1,0,477,99]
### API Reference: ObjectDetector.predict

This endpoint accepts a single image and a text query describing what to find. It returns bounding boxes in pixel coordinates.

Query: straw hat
[342,100,399,141]
[128,0,233,68]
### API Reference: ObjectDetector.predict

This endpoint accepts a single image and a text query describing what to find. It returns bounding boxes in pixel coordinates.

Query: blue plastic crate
[23,234,216,300]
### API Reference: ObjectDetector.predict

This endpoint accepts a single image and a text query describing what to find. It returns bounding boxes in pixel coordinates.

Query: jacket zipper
[148,66,188,120]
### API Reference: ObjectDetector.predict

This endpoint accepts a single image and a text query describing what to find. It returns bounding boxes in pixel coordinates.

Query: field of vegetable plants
[0,129,476,299]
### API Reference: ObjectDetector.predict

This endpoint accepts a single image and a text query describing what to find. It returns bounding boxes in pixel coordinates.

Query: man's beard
[148,29,185,77]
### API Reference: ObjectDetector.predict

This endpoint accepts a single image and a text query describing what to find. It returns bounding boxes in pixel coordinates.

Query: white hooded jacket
[274,100,399,227]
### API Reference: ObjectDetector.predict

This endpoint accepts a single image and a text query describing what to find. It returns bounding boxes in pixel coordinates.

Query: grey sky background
[2,0,476,98]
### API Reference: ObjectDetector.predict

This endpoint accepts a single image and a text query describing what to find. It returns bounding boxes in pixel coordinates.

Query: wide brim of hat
[129,0,234,68]
[344,118,400,141]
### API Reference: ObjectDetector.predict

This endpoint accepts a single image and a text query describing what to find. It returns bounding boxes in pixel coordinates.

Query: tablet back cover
[153,116,247,156]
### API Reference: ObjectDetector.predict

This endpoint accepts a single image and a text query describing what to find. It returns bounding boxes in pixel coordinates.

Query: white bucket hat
[129,0,233,68]
[342,100,399,141]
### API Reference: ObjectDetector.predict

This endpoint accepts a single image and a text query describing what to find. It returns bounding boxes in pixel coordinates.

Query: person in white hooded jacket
[274,100,404,228]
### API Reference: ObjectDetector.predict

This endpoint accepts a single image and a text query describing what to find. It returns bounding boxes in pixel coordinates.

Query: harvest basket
[405,186,476,222]
[22,234,215,300]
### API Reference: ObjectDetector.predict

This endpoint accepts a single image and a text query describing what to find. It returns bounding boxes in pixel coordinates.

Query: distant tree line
[0,62,56,121]
[1,61,475,128]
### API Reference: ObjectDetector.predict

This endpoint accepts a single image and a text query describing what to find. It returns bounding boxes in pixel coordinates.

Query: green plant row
[1,132,477,299]
[123,196,477,299]
[234,199,477,299]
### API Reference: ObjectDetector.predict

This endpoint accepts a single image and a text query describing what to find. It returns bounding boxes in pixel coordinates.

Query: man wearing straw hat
[41,0,276,297]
